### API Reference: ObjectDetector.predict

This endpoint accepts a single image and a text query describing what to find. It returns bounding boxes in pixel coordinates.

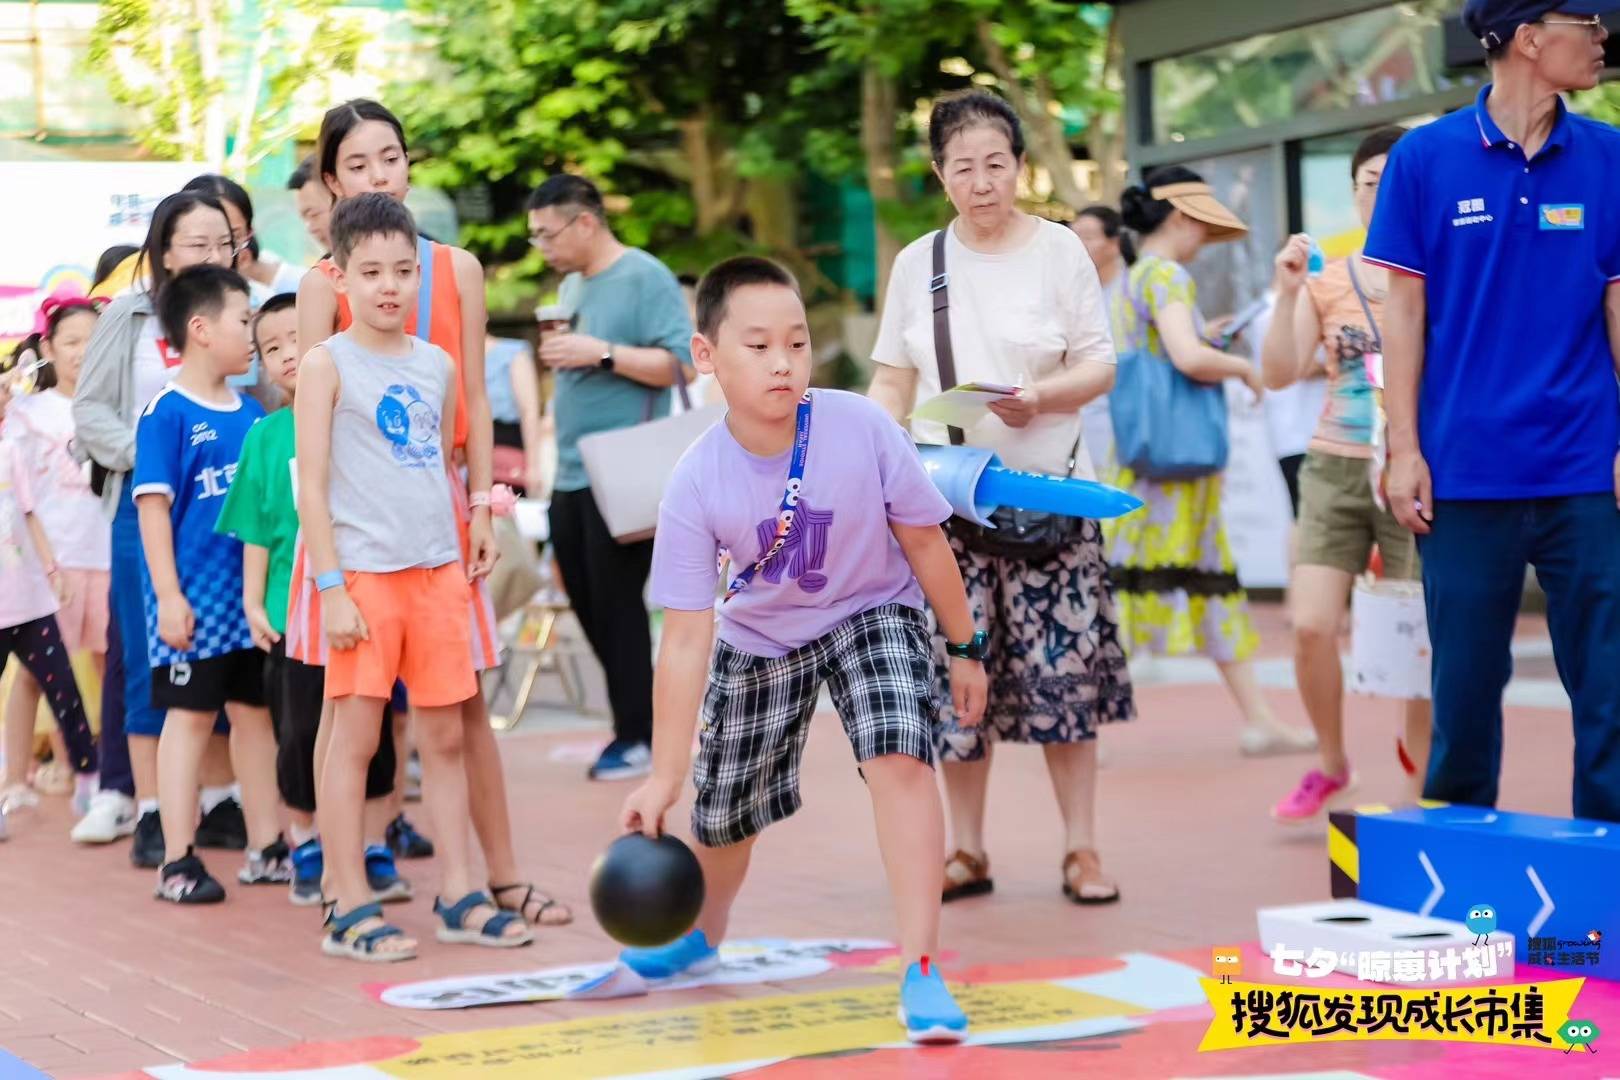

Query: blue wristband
[315,571,346,592]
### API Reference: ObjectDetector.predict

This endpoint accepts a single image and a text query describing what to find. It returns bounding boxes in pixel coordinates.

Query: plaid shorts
[692,603,936,847]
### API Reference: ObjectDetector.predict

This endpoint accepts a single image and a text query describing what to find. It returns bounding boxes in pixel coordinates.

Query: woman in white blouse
[869,90,1134,906]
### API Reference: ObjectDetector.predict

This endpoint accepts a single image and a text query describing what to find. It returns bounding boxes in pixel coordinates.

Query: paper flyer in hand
[911,381,1022,428]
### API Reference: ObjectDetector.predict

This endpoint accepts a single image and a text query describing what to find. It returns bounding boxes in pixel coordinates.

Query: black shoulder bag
[930,228,1086,563]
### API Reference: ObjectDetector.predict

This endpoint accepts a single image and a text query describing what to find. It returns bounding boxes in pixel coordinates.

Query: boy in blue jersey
[134,266,287,903]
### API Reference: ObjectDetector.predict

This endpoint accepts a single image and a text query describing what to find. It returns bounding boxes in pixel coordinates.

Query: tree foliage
[87,0,364,175]
[392,0,1116,310]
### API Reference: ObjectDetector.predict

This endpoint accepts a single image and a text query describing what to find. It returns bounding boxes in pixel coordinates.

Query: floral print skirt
[1100,465,1259,663]
[929,519,1135,763]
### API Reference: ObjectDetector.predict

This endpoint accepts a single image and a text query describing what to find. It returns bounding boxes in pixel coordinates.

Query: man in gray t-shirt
[527,174,695,781]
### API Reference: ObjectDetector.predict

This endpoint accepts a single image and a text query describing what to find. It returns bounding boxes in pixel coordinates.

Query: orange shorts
[324,564,477,708]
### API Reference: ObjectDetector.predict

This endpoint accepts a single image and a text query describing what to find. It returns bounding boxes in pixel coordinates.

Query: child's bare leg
[862,754,944,967]
[363,796,391,841]
[1403,698,1433,799]
[130,734,159,803]
[201,731,234,787]
[224,703,280,849]
[460,692,519,882]
[691,834,757,946]
[2,668,41,789]
[413,700,523,939]
[158,709,216,861]
[390,708,410,817]
[855,757,946,965]
[321,696,386,910]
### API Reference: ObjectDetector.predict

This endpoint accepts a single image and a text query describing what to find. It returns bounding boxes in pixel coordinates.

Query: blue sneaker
[620,928,720,979]
[588,739,652,781]
[365,843,413,903]
[386,813,434,859]
[899,957,968,1044]
[289,838,323,907]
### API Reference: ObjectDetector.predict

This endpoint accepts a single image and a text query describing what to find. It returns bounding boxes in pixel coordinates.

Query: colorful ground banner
[372,938,897,1010]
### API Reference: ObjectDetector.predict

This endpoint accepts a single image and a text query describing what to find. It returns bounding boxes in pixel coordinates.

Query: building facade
[1112,0,1484,315]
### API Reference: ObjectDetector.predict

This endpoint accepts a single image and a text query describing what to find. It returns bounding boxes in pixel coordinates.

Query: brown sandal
[1062,849,1120,905]
[492,882,574,927]
[942,850,994,903]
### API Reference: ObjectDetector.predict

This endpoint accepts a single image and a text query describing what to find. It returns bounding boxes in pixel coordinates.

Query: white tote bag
[1349,575,1431,700]
[577,367,723,543]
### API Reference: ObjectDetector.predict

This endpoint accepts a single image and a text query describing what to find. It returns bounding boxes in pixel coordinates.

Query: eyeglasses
[529,213,582,247]
[1539,14,1606,39]
[172,239,236,260]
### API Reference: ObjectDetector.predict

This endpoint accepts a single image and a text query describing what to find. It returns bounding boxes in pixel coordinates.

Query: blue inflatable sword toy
[917,444,1144,525]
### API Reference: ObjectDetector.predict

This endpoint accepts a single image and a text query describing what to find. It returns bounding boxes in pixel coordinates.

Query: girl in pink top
[0,368,98,820]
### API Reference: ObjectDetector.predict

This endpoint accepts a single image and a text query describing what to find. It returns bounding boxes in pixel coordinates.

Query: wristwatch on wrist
[946,629,989,661]
[598,345,615,371]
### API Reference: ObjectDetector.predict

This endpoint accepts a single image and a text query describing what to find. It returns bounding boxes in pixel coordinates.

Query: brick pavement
[0,605,1590,1078]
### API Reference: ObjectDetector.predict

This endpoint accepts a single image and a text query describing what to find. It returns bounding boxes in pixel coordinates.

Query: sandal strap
[478,909,524,939]
[434,890,496,929]
[327,901,385,933]
[490,882,534,911]
[346,924,405,952]
[945,850,989,879]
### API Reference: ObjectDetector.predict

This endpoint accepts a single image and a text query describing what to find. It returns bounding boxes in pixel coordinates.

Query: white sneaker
[71,790,138,844]
[1239,724,1320,758]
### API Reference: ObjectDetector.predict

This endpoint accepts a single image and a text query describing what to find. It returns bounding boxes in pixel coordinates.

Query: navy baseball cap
[1464,1,1620,48]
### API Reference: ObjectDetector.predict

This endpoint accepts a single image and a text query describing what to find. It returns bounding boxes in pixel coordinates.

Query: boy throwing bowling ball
[619,257,987,1043]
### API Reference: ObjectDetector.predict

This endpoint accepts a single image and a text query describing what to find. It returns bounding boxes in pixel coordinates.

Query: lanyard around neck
[724,391,813,602]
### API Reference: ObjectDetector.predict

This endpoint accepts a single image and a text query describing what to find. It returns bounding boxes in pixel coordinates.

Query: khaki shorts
[1296,451,1420,578]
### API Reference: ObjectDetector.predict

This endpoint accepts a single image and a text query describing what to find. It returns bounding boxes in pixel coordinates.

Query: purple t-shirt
[651,389,952,658]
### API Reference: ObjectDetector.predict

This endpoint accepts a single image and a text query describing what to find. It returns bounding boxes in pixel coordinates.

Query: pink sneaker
[1271,768,1353,824]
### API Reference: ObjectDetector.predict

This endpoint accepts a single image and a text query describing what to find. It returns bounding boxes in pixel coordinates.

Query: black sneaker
[196,797,248,850]
[130,809,165,869]
[385,813,434,859]
[155,846,226,904]
[239,835,293,885]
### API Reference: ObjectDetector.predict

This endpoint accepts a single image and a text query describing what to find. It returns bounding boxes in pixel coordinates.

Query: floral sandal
[942,850,994,903]
[321,901,417,963]
[492,881,573,927]
[1062,849,1120,905]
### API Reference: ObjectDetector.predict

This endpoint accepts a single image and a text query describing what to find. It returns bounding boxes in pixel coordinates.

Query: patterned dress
[1101,256,1260,663]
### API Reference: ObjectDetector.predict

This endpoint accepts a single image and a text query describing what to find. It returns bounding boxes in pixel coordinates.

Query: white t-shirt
[3,390,111,571]
[249,262,305,311]
[133,315,182,415]
[1244,291,1329,460]
[871,218,1116,479]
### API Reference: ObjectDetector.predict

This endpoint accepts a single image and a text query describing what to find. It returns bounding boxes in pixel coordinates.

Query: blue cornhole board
[1347,805,1619,981]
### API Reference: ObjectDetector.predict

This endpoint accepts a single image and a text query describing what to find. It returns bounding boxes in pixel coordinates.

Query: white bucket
[1350,577,1431,700]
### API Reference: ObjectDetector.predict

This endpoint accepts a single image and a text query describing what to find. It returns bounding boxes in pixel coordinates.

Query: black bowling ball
[589,832,706,948]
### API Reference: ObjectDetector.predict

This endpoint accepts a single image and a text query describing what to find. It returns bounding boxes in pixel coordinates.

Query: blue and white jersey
[132,385,264,667]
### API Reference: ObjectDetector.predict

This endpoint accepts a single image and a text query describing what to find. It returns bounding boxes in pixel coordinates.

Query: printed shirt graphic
[650,390,951,659]
[374,382,442,469]
[1306,259,1383,458]
[132,386,264,666]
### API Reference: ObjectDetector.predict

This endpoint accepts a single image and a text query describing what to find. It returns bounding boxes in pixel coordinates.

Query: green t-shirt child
[215,407,298,634]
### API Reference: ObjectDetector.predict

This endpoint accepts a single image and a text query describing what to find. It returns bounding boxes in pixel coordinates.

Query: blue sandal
[433,890,534,948]
[321,901,417,963]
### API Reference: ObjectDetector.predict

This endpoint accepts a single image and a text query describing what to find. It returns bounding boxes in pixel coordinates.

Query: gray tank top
[325,332,462,573]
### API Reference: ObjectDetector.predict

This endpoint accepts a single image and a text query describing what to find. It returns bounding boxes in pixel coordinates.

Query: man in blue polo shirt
[1366,0,1620,823]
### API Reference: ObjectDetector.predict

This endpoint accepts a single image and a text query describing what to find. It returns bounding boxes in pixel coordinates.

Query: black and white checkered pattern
[691,603,936,847]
